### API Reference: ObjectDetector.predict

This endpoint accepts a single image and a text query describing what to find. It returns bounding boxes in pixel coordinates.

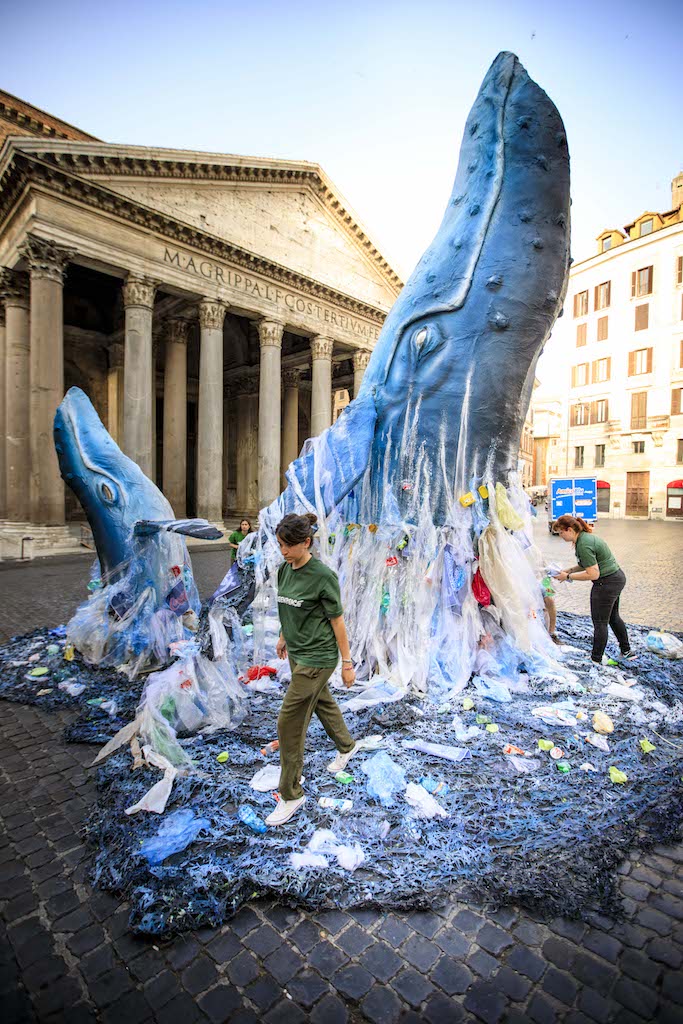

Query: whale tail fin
[134,518,224,540]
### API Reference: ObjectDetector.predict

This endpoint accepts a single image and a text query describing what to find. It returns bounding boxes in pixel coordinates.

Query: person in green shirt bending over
[553,514,636,666]
[265,512,358,827]
[228,519,252,565]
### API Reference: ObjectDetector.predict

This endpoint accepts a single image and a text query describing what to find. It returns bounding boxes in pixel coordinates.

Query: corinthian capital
[198,298,227,331]
[19,236,75,283]
[311,335,334,361]
[258,318,284,349]
[123,274,157,309]
[283,368,301,388]
[166,317,190,346]
[352,348,371,372]
[0,268,30,307]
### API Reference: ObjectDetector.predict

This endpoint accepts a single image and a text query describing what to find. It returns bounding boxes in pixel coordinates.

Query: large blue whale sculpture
[54,387,222,674]
[268,51,570,526]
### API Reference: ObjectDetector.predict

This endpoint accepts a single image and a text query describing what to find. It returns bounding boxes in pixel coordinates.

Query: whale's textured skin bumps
[277,52,570,525]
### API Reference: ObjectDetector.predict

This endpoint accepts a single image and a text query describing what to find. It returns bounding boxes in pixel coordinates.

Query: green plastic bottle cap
[556,761,571,773]
[217,751,230,763]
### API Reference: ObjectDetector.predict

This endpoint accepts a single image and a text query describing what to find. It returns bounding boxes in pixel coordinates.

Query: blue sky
[3,0,680,281]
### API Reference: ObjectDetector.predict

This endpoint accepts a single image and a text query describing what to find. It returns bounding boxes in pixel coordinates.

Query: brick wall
[0,89,98,147]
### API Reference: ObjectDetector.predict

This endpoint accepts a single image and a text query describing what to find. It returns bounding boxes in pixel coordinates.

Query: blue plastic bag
[361,751,407,807]
[139,808,210,866]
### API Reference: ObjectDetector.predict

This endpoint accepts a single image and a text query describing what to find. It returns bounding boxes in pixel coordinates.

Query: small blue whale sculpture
[54,387,222,675]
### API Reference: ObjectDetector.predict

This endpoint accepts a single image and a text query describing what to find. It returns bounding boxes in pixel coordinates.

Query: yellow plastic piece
[459,491,475,507]
[64,644,75,662]
[495,483,525,530]
[609,766,628,784]
[217,751,230,763]
[538,739,554,751]
[462,697,475,711]
[592,711,614,735]
[485,723,499,733]
[478,485,489,499]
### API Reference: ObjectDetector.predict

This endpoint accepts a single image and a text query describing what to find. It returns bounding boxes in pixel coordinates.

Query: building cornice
[0,139,403,295]
[0,92,98,143]
[0,151,389,326]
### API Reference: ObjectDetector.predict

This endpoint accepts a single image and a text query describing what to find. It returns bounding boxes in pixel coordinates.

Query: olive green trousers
[277,658,355,802]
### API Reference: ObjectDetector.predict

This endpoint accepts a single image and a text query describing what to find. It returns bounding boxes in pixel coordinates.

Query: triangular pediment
[5,140,402,310]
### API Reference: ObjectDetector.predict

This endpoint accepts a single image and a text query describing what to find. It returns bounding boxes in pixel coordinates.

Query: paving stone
[359,941,403,983]
[621,878,651,901]
[166,936,201,971]
[223,1010,258,1024]
[337,924,374,956]
[467,948,499,980]
[22,954,68,993]
[434,926,470,958]
[583,929,623,964]
[263,943,304,985]
[79,944,116,983]
[610,921,650,950]
[264,1001,306,1024]
[405,910,442,938]
[463,979,507,1024]
[423,989,466,1023]
[512,920,544,946]
[476,923,514,957]
[127,950,165,984]
[289,919,320,953]
[400,934,440,972]
[392,966,434,1008]
[378,914,412,948]
[89,966,134,1008]
[230,907,261,937]
[15,933,54,969]
[196,983,241,1024]
[506,944,547,982]
[630,865,662,887]
[331,963,373,1000]
[361,983,403,1024]
[287,968,328,1008]
[452,910,484,936]
[51,905,94,933]
[492,965,531,1002]
[101,989,153,1024]
[527,992,558,1024]
[154,991,201,1024]
[263,903,300,933]
[205,930,242,965]
[226,950,260,988]
[636,906,672,936]
[315,909,351,935]
[542,966,578,1006]
[541,935,575,971]
[143,969,181,1011]
[548,917,586,943]
[430,956,472,995]
[67,924,106,957]
[308,939,348,975]
[578,986,615,1024]
[619,947,662,987]
[243,923,283,958]
[350,908,381,928]
[181,954,217,995]
[652,893,683,921]
[244,973,282,1012]
[662,969,683,1005]
[573,952,618,992]
[33,975,84,1018]
[489,907,518,930]
[613,976,659,1019]
[310,992,348,1024]
[646,936,683,968]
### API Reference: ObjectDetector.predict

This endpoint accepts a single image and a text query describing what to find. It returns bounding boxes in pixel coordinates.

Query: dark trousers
[590,568,630,661]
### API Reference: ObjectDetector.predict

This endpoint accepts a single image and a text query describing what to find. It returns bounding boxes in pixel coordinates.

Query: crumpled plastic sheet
[71,620,683,936]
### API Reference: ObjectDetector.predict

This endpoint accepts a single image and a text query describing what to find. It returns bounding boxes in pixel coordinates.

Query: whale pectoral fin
[134,519,224,540]
[282,391,378,513]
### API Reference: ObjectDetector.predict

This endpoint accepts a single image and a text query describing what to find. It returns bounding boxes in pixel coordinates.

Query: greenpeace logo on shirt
[278,595,304,607]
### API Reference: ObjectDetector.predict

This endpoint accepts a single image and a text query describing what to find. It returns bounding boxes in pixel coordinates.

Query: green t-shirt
[228,530,246,564]
[575,532,619,577]
[277,557,344,667]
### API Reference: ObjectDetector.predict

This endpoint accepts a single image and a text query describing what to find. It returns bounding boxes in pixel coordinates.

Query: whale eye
[414,328,428,350]
[98,480,118,505]
[411,323,445,363]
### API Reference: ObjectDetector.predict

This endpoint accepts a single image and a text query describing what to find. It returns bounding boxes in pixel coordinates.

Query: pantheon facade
[0,90,402,554]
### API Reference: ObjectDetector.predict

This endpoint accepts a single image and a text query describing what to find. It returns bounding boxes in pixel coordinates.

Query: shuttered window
[630,391,647,430]
[573,291,589,317]
[678,255,683,285]
[628,348,653,375]
[673,388,683,416]
[591,399,608,423]
[631,266,653,296]
[594,281,611,310]
[597,316,608,341]
[574,446,584,468]
[572,363,589,387]
[592,357,611,383]
[576,323,587,347]
[678,439,683,464]
[635,304,649,331]
[595,444,605,467]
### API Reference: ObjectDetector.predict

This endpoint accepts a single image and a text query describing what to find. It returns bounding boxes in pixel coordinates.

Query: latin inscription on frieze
[163,247,380,342]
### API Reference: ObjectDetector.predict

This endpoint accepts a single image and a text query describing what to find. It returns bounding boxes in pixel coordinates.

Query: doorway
[626,471,649,516]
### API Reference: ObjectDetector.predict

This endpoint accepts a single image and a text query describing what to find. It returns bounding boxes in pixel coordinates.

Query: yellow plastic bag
[495,483,524,531]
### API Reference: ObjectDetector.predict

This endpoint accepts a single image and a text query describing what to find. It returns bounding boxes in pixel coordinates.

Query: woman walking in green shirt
[265,512,358,827]
[228,519,251,565]
[553,514,635,665]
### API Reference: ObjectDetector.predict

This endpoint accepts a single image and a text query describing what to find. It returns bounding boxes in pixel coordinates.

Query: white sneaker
[327,742,359,773]
[265,796,306,827]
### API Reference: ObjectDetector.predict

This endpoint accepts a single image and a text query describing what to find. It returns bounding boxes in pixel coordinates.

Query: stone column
[0,303,5,519]
[235,377,259,515]
[281,369,300,481]
[162,318,189,516]
[197,298,227,522]
[353,348,371,398]
[0,271,30,521]
[310,335,334,436]
[122,274,157,476]
[106,342,125,445]
[257,319,284,508]
[20,237,74,525]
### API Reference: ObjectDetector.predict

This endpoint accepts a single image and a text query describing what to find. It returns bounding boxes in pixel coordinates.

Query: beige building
[0,91,403,555]
[533,173,683,519]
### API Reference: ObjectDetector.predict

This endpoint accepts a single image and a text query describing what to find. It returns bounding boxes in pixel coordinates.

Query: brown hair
[276,512,318,546]
[553,514,593,535]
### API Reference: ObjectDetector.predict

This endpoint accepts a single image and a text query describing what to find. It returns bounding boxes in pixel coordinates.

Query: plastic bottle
[318,797,353,812]
[334,771,354,784]
[260,740,280,756]
[419,777,450,796]
[237,804,268,833]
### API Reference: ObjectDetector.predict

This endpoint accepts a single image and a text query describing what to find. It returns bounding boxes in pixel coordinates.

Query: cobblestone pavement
[2,528,683,1022]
